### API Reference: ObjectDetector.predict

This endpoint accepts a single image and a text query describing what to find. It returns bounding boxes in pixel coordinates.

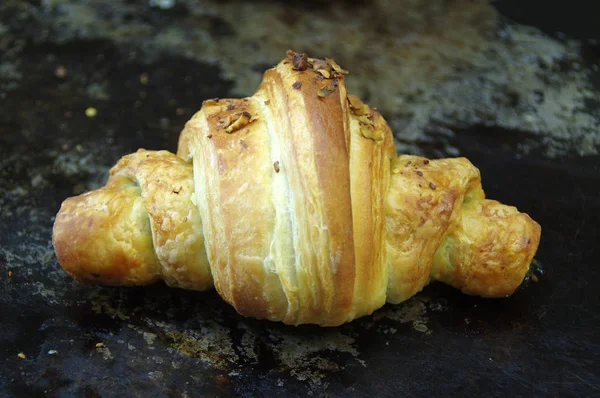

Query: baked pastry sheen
[53,53,541,326]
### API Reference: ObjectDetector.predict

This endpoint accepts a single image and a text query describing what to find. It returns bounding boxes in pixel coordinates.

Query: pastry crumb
[85,107,97,118]
[54,65,68,79]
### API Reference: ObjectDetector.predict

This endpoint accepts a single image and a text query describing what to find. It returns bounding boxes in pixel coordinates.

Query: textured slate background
[1,1,598,396]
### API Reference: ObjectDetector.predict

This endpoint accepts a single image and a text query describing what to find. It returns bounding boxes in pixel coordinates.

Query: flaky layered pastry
[53,52,541,326]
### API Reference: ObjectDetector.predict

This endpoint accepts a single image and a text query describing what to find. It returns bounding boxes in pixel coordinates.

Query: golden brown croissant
[53,52,541,326]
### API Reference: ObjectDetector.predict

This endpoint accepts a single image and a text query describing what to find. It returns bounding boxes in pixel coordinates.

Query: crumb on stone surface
[85,107,97,118]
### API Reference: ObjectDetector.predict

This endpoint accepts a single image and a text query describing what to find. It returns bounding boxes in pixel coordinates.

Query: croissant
[53,52,541,326]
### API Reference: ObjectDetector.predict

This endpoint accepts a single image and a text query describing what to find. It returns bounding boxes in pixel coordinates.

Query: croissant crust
[53,53,541,326]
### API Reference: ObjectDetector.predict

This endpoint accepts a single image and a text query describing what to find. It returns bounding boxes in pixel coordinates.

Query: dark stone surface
[1,1,599,397]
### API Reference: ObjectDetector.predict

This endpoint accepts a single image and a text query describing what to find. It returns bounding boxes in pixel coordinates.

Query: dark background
[495,0,600,40]
[1,1,599,397]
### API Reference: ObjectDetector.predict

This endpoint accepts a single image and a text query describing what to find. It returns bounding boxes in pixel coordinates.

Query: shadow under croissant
[52,52,541,327]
